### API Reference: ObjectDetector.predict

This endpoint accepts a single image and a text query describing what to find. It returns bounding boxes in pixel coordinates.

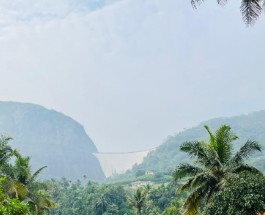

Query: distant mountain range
[2,101,265,182]
[0,101,105,181]
[128,111,265,177]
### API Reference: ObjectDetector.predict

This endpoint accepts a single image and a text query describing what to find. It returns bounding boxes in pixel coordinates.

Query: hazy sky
[0,0,264,152]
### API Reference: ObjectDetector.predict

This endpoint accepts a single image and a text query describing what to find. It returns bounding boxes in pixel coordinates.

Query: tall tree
[0,136,54,214]
[9,151,53,214]
[191,0,263,25]
[173,125,261,215]
[128,188,148,215]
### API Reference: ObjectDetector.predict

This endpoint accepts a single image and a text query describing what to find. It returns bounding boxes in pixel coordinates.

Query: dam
[93,149,155,177]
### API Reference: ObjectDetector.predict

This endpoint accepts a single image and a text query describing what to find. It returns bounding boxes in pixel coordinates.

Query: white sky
[0,0,265,152]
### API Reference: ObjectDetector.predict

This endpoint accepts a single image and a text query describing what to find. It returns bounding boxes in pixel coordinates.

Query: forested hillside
[0,101,105,181]
[0,123,263,215]
[126,111,265,177]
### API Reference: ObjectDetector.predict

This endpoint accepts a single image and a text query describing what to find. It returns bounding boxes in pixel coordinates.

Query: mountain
[127,111,265,176]
[0,101,105,181]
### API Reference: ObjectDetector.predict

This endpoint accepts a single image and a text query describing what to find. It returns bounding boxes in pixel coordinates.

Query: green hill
[127,111,265,177]
[0,101,105,181]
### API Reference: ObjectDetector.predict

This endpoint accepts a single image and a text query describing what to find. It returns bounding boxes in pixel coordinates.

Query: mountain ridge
[124,110,265,177]
[0,101,105,181]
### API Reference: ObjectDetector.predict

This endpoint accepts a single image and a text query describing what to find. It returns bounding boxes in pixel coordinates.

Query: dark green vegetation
[173,125,261,214]
[128,188,147,215]
[48,178,182,215]
[0,122,264,214]
[0,136,54,214]
[191,0,263,25]
[124,111,265,181]
[204,172,265,215]
[1,105,265,214]
[47,124,265,215]
[0,101,104,181]
[45,124,265,215]
[48,179,130,215]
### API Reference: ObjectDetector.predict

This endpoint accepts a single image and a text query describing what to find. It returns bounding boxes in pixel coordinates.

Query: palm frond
[217,0,228,6]
[183,185,207,215]
[240,0,263,26]
[231,163,261,174]
[230,140,261,165]
[214,125,237,164]
[177,178,194,193]
[3,178,27,199]
[215,125,238,142]
[180,141,210,164]
[1,163,15,178]
[204,125,216,148]
[28,166,47,185]
[0,136,13,165]
[27,190,55,212]
[191,172,218,191]
[177,172,216,194]
[173,163,203,181]
[205,147,223,170]
[191,0,204,9]
[204,180,222,203]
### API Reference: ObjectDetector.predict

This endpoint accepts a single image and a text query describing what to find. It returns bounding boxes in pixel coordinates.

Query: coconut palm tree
[128,188,148,215]
[12,151,47,186]
[191,0,263,25]
[26,184,54,215]
[10,152,54,214]
[95,192,108,214]
[0,149,54,214]
[0,136,54,214]
[173,125,262,215]
[0,138,28,200]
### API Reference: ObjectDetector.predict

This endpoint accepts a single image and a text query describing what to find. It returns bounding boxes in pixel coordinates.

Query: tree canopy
[204,172,265,215]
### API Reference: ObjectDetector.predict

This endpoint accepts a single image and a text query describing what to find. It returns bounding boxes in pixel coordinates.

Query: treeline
[1,124,265,214]
[48,125,265,215]
[47,178,183,215]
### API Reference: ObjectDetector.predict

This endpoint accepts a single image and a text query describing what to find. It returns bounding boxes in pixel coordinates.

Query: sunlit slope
[94,150,150,177]
[0,101,105,181]
[129,111,265,175]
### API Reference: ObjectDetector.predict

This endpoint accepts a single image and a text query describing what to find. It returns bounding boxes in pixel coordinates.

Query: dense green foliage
[173,125,262,215]
[47,178,184,215]
[1,117,265,215]
[0,197,30,215]
[49,178,131,215]
[148,183,184,214]
[204,172,265,215]
[128,188,147,215]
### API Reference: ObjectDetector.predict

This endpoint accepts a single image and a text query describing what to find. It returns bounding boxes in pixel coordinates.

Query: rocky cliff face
[0,101,105,181]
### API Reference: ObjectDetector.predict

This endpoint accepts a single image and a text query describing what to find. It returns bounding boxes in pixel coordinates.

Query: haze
[0,0,264,152]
